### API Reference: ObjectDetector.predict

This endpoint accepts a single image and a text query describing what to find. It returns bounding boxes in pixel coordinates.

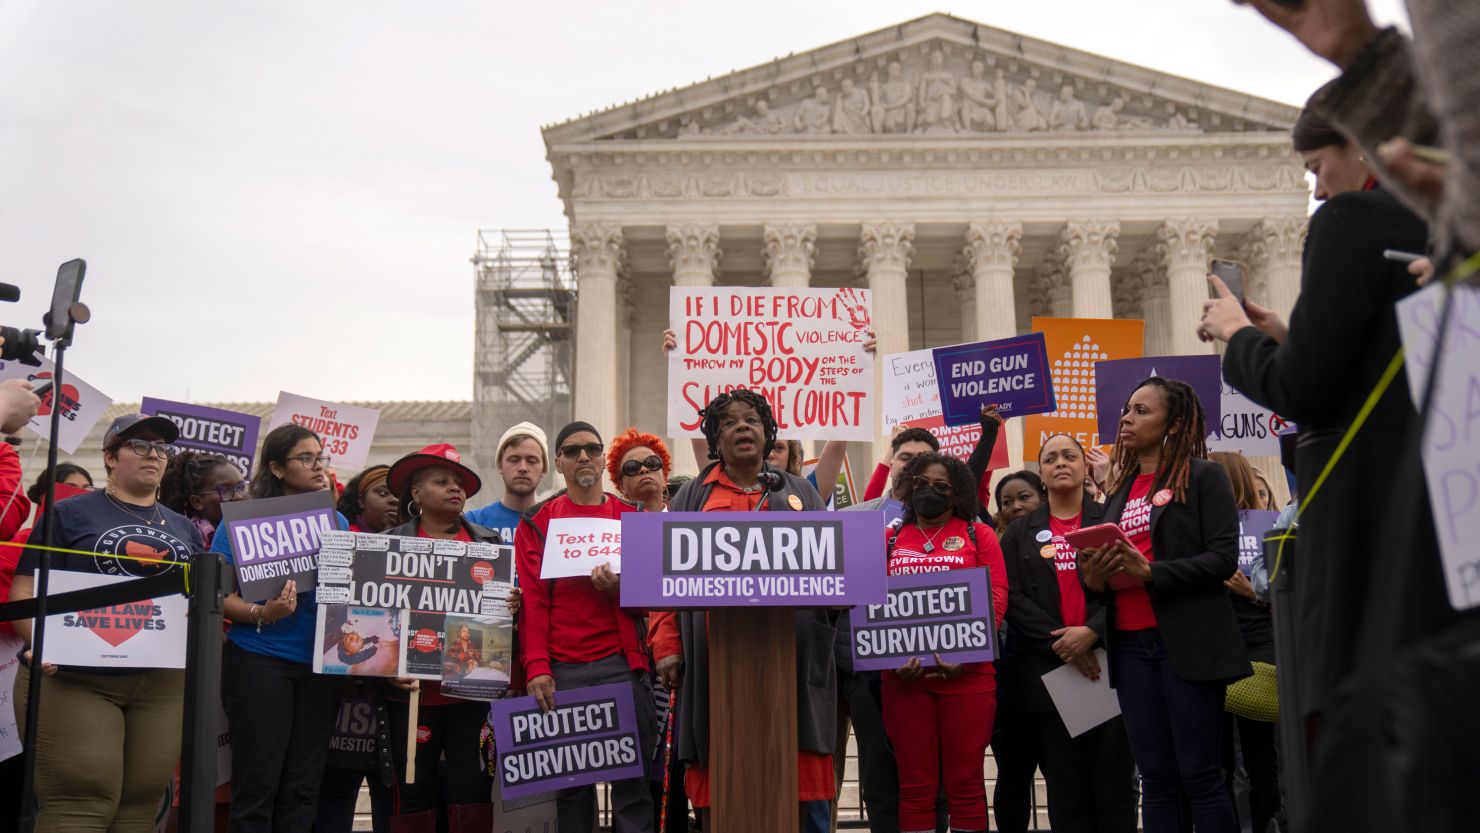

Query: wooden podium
[709,606,800,833]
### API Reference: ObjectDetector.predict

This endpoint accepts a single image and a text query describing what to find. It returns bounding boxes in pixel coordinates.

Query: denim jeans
[1110,629,1236,833]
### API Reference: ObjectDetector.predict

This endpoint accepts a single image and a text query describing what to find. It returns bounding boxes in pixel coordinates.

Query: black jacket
[387,517,501,545]
[668,461,844,765]
[1092,458,1251,686]
[1001,496,1109,712]
[1222,186,1430,718]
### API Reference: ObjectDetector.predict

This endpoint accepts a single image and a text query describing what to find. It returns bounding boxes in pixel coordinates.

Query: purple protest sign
[1094,355,1223,441]
[850,567,996,671]
[220,491,337,601]
[489,681,645,799]
[141,397,260,476]
[619,511,886,608]
[1237,510,1281,577]
[931,333,1056,426]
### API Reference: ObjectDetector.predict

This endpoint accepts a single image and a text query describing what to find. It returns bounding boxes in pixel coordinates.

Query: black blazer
[1092,458,1251,686]
[1001,495,1109,712]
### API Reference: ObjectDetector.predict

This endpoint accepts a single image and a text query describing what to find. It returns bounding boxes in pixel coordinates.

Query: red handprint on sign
[833,287,872,331]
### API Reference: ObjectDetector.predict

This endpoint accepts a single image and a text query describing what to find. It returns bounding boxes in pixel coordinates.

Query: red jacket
[514,493,649,680]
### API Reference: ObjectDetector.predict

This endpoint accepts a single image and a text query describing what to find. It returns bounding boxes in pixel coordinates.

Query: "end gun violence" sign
[619,511,886,608]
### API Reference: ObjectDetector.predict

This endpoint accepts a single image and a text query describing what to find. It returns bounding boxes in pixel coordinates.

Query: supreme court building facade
[542,13,1309,475]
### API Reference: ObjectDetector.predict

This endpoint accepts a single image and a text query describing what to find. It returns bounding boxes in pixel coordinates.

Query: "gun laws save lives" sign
[619,511,886,607]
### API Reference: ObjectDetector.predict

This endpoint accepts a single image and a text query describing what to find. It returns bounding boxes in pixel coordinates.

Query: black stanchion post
[179,552,229,833]
[1271,552,1308,830]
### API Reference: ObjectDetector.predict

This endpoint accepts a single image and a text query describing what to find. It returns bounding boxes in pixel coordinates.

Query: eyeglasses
[117,439,174,459]
[559,442,604,460]
[198,480,250,501]
[620,456,664,478]
[287,453,331,468]
[913,477,954,497]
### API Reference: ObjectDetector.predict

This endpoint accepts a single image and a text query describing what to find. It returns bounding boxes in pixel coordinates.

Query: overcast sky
[0,0,1409,406]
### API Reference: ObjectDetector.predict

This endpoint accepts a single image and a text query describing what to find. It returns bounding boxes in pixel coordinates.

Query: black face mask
[911,487,952,520]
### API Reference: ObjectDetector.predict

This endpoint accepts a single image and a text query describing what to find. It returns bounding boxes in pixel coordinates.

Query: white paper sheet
[1041,648,1120,738]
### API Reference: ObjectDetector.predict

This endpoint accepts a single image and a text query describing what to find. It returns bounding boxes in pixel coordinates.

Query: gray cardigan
[668,461,844,766]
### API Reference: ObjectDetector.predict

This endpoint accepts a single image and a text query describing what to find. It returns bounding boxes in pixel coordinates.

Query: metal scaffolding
[471,229,574,490]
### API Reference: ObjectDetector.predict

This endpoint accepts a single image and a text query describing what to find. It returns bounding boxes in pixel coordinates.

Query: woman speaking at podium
[649,389,841,833]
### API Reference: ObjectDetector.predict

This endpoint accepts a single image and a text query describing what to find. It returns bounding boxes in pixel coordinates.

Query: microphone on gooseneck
[753,469,786,511]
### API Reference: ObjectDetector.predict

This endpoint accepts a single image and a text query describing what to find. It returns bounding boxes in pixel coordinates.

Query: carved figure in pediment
[1092,97,1125,130]
[1048,84,1088,131]
[914,50,960,133]
[1011,78,1049,132]
[870,62,914,134]
[832,78,873,134]
[993,70,1011,133]
[1167,108,1199,130]
[794,87,834,133]
[722,99,788,135]
[957,60,997,132]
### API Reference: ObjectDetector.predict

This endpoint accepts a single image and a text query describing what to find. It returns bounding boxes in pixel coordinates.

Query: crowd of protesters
[2,2,1478,831]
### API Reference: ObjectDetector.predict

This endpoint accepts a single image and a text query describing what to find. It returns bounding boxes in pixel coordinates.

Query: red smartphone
[1063,523,1131,552]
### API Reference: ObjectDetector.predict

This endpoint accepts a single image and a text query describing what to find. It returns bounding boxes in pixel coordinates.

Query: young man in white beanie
[465,421,548,542]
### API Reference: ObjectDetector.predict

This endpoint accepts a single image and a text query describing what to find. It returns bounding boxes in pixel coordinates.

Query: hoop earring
[405,499,421,518]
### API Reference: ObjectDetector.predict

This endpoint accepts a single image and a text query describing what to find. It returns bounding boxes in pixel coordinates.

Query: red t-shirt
[1047,513,1087,627]
[883,517,1009,695]
[1114,474,1158,631]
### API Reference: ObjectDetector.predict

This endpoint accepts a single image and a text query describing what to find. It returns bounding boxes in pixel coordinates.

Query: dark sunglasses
[559,442,604,460]
[913,476,954,497]
[620,456,664,478]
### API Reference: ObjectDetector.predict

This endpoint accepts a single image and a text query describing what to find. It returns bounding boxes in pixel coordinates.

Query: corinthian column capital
[571,223,626,278]
[1058,219,1121,272]
[665,223,722,283]
[762,222,817,286]
[1156,218,1219,272]
[964,220,1023,273]
[858,222,916,276]
[1239,216,1307,270]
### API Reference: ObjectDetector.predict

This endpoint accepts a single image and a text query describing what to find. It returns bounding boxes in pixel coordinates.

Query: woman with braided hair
[160,450,247,546]
[1076,377,1250,833]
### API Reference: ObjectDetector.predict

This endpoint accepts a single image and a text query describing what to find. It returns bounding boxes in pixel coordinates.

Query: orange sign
[1023,317,1145,460]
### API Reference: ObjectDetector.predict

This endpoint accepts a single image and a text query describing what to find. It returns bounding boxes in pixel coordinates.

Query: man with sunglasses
[11,413,199,831]
[514,421,657,833]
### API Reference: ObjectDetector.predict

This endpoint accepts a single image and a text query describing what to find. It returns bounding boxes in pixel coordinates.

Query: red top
[0,445,39,635]
[884,517,1009,695]
[515,494,647,681]
[1047,513,1087,627]
[1114,474,1158,631]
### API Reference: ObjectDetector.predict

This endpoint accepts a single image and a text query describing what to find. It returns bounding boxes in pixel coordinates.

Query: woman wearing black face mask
[882,453,1009,833]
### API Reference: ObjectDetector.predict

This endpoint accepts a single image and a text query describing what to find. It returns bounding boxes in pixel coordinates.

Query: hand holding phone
[1209,259,1246,306]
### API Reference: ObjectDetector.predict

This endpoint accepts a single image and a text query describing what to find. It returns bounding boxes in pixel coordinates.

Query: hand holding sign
[540,518,622,580]
[931,333,1056,425]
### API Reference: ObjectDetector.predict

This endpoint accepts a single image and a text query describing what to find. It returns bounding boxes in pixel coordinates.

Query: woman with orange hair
[606,428,671,513]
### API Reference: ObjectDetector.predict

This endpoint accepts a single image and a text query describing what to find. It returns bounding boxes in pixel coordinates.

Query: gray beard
[574,473,598,489]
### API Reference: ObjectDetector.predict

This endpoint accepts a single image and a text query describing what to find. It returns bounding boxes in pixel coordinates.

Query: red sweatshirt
[885,518,1009,694]
[515,493,648,681]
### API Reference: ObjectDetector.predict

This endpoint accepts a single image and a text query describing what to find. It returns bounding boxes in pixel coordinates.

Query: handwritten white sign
[0,632,22,761]
[539,518,623,580]
[1395,282,1480,610]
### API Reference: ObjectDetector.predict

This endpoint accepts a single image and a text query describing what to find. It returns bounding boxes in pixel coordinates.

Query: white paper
[539,517,622,580]
[0,354,113,453]
[1396,282,1480,609]
[42,571,187,669]
[0,632,24,761]
[269,392,381,472]
[881,347,942,429]
[1041,648,1120,738]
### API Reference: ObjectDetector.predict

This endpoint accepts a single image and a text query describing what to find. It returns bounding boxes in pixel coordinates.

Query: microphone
[0,283,20,303]
[753,468,786,512]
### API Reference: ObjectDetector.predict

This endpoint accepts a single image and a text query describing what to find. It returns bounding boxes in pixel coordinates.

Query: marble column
[666,224,723,474]
[1060,219,1120,319]
[1036,256,1073,318]
[860,222,915,463]
[1241,217,1306,320]
[964,220,1024,467]
[764,222,817,288]
[952,268,975,343]
[1129,247,1172,355]
[572,223,625,443]
[667,223,722,287]
[1157,218,1218,355]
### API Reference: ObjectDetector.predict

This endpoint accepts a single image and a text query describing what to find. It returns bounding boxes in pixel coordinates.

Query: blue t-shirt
[211,509,350,665]
[464,501,522,545]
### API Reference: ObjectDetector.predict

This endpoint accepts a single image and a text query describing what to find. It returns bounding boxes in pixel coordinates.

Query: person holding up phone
[1077,378,1250,833]
[999,433,1137,833]
[882,452,1008,833]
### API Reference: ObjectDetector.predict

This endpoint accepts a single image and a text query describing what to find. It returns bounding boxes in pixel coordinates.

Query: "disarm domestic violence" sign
[619,511,886,608]
[849,567,996,671]
[220,491,337,601]
[488,682,646,799]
